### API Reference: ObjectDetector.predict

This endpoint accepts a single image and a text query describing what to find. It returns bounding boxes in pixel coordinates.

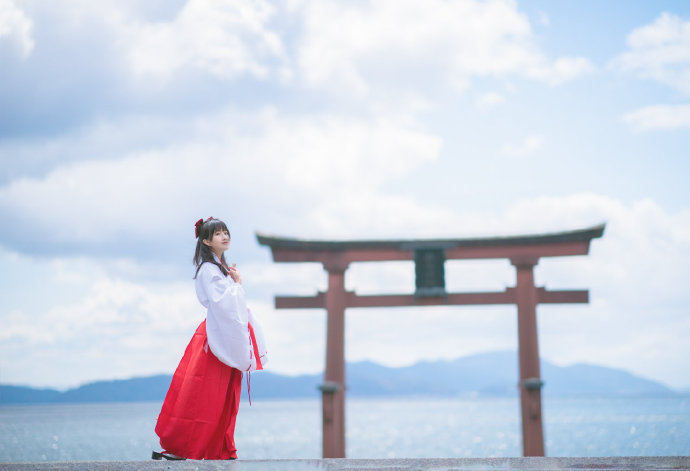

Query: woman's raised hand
[229,263,242,284]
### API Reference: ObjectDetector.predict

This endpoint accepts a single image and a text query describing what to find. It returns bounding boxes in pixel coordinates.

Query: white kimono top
[195,257,268,371]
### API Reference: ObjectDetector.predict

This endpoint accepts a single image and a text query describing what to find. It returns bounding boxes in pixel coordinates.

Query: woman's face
[204,229,230,257]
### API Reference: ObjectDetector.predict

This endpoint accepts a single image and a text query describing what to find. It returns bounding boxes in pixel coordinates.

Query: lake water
[1,396,688,461]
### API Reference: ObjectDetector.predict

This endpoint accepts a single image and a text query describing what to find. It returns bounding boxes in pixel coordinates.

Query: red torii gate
[257,224,605,458]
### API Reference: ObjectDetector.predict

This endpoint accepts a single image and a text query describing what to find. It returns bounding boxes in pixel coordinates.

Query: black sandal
[152,451,186,460]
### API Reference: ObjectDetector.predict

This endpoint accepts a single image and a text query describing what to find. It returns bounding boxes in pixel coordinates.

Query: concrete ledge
[1,457,688,471]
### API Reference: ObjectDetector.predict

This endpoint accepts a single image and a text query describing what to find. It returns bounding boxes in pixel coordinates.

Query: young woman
[153,217,268,461]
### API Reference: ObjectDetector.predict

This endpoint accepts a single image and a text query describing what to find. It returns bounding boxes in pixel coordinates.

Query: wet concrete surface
[1,457,689,471]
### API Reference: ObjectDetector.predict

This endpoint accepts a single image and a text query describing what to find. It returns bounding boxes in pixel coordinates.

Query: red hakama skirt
[155,320,242,460]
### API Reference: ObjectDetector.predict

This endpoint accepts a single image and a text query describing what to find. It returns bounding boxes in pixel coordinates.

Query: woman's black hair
[193,218,230,279]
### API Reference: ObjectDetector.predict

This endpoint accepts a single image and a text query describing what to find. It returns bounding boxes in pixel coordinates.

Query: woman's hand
[229,263,242,284]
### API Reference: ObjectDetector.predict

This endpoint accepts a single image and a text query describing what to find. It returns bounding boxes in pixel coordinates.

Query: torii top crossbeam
[257,224,604,263]
[257,224,605,309]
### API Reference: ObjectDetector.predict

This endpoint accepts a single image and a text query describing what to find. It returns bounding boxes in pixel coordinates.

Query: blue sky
[1,0,689,391]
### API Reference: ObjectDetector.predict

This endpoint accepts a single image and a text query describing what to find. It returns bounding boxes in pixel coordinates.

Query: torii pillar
[322,260,347,458]
[514,259,544,455]
[257,224,605,458]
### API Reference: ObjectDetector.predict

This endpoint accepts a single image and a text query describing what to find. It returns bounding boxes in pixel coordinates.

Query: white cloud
[124,0,286,81]
[501,134,544,157]
[0,0,34,58]
[475,91,506,110]
[260,114,441,193]
[301,192,458,239]
[623,104,690,131]
[295,0,594,97]
[526,56,595,85]
[4,0,286,86]
[613,12,690,94]
[0,108,442,256]
[0,276,202,388]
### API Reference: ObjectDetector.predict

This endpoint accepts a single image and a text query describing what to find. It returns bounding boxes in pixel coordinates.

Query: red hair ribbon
[194,217,213,238]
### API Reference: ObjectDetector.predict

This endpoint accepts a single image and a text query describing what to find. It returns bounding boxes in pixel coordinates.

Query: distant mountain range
[0,351,677,404]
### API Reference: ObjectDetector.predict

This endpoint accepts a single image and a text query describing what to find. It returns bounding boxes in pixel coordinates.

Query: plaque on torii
[257,224,605,458]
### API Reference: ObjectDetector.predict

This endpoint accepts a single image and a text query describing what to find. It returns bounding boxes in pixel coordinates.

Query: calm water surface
[0,396,688,461]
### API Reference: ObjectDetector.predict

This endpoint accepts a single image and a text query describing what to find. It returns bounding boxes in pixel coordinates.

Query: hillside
[0,351,675,404]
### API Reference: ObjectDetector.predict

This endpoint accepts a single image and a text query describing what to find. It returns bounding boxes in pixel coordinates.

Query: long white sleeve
[195,262,252,370]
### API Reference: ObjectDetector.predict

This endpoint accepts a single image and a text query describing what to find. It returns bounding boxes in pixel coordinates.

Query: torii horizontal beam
[276,287,588,309]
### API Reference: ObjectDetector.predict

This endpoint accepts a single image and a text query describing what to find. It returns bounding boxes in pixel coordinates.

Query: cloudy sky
[1,0,689,392]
